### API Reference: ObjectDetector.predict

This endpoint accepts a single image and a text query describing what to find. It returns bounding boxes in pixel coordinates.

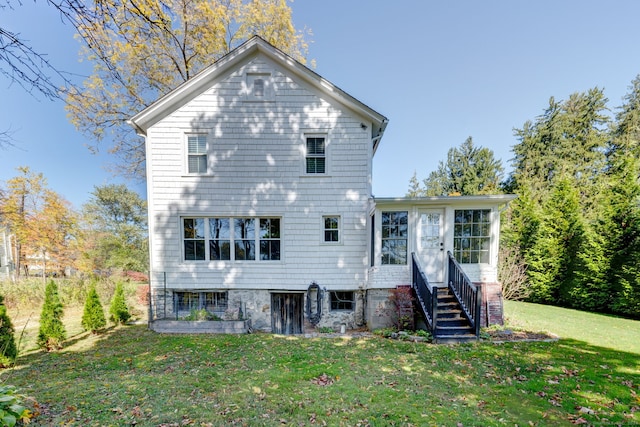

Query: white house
[129,37,514,339]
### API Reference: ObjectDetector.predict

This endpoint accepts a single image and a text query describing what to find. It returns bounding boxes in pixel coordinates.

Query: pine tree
[82,284,106,333]
[109,282,131,325]
[0,295,17,367]
[37,280,66,351]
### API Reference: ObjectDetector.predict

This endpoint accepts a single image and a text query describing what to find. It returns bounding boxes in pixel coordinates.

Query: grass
[504,300,640,354]
[0,299,639,426]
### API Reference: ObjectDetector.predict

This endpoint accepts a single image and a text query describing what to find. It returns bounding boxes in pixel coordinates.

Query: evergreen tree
[602,77,640,317]
[37,280,66,351]
[0,295,17,367]
[109,282,131,325]
[418,137,504,196]
[81,284,106,333]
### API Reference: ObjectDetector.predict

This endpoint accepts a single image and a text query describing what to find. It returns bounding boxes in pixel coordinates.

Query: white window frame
[185,134,209,175]
[182,216,281,262]
[244,72,274,101]
[322,215,341,244]
[453,209,492,264]
[381,211,409,265]
[303,134,328,175]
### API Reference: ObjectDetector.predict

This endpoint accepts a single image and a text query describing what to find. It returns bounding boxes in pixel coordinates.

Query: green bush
[37,280,66,351]
[109,282,131,325]
[0,295,17,367]
[81,284,106,334]
[0,385,32,426]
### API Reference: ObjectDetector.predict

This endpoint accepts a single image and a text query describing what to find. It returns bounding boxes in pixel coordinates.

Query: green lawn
[1,302,639,426]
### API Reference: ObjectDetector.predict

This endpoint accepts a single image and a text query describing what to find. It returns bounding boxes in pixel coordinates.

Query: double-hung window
[183,217,280,261]
[187,135,207,174]
[453,209,491,263]
[183,218,205,260]
[259,218,281,260]
[305,137,326,174]
[323,216,340,243]
[234,218,255,261]
[381,211,408,265]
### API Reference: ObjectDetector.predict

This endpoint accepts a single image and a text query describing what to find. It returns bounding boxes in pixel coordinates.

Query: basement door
[271,293,304,334]
[417,209,445,283]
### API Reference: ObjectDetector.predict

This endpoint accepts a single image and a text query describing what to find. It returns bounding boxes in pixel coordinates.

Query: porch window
[454,209,491,263]
[323,216,340,243]
[330,291,354,311]
[183,217,281,262]
[381,211,408,265]
[187,135,208,174]
[305,137,326,174]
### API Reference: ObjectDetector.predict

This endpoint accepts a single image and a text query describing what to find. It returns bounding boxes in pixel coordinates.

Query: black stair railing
[447,251,482,337]
[411,253,438,333]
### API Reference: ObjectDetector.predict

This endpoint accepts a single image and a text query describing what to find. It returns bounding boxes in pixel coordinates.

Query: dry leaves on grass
[311,373,334,386]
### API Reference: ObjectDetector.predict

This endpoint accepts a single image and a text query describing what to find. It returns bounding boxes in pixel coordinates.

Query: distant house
[129,37,515,341]
[0,225,14,279]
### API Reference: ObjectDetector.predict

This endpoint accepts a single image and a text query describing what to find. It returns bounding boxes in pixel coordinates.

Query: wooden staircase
[433,287,477,344]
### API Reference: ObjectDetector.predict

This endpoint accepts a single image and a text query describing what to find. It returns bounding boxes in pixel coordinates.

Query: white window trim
[321,215,342,245]
[243,72,275,102]
[181,216,282,263]
[184,133,211,176]
[302,133,329,176]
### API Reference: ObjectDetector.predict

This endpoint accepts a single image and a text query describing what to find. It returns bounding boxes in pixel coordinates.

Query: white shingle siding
[146,53,371,292]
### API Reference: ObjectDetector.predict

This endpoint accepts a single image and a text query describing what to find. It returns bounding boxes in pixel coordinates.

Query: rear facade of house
[130,37,512,336]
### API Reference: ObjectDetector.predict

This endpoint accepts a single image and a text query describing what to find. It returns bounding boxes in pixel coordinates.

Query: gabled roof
[128,36,388,153]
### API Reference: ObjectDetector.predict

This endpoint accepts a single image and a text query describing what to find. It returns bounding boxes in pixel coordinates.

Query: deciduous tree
[79,184,148,274]
[66,0,311,179]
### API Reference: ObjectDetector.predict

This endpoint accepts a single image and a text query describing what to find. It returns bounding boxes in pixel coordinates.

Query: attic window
[245,72,273,101]
[253,78,265,97]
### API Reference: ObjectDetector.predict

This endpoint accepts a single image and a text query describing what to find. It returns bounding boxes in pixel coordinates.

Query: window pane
[325,230,339,242]
[184,218,204,239]
[188,135,206,153]
[210,218,230,239]
[188,155,207,174]
[260,240,280,260]
[235,241,255,260]
[260,218,280,238]
[210,240,230,260]
[234,218,255,239]
[184,240,205,260]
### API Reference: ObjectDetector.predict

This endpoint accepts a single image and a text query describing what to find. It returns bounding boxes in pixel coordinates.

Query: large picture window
[381,211,408,265]
[454,209,491,263]
[183,217,280,262]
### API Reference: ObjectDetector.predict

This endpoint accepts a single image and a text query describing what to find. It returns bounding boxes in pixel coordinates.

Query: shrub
[37,280,67,351]
[109,282,131,325]
[81,284,106,334]
[0,295,17,367]
[389,286,415,331]
[136,284,150,306]
[0,385,32,426]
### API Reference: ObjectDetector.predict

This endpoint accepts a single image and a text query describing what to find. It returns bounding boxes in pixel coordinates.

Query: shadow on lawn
[3,325,640,426]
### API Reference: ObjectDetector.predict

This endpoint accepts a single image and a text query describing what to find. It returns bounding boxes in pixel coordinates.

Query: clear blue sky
[2,1,640,208]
